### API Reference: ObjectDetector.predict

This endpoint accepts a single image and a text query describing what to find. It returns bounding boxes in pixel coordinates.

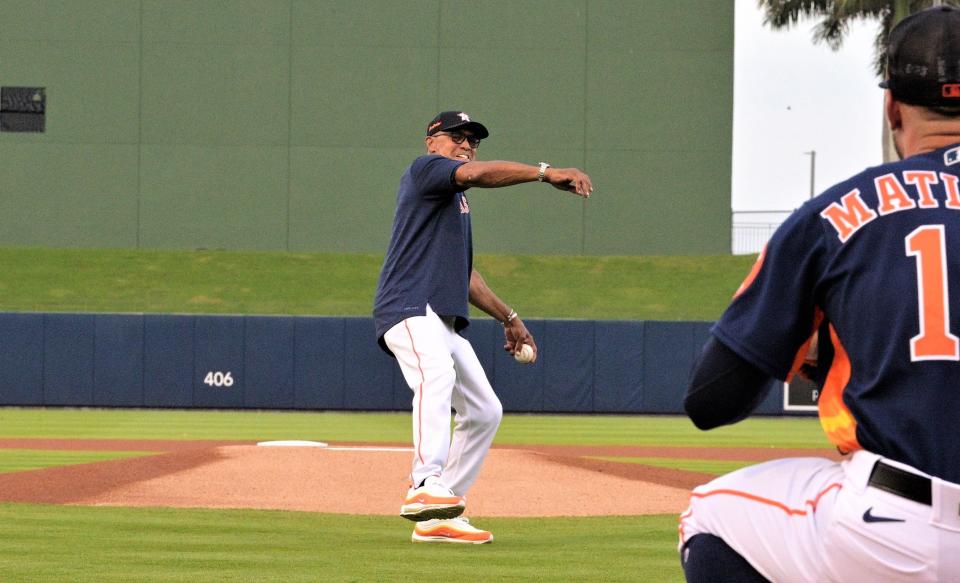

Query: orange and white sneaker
[411,517,493,544]
[399,482,465,522]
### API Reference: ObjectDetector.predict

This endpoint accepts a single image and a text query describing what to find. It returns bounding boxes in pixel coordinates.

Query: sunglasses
[436,132,481,148]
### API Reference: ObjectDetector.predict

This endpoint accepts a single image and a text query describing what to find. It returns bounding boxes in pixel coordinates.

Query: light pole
[804,150,816,199]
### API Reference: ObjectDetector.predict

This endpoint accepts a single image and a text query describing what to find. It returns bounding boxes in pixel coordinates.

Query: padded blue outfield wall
[0,312,786,414]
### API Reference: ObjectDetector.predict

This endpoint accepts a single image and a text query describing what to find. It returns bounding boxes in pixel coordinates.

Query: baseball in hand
[514,343,536,364]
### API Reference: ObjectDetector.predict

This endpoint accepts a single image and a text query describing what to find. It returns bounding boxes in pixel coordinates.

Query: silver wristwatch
[537,162,551,182]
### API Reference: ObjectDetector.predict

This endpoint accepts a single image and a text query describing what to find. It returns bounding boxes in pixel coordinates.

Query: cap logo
[428,121,443,132]
[942,84,960,99]
[457,112,471,122]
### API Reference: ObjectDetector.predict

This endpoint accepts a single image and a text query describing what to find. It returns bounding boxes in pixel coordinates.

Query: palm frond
[816,0,891,52]
[759,0,960,74]
[873,12,892,76]
[759,0,833,29]
[836,0,894,16]
[837,0,891,17]
[812,12,850,49]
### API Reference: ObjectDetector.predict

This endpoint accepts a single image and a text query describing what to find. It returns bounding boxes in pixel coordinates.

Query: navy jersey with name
[715,143,960,483]
[373,154,472,354]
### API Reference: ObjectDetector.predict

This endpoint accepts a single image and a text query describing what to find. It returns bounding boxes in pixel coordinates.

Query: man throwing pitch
[374,111,591,544]
[680,7,960,582]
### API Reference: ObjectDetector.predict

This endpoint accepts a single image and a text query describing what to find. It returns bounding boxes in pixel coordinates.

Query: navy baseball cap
[426,111,489,139]
[880,5,960,108]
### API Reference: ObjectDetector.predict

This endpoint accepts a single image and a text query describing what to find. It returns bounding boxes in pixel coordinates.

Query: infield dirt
[0,439,841,516]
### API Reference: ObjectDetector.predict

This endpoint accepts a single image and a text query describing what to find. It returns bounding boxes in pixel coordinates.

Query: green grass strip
[0,408,831,448]
[0,247,756,320]
[588,455,756,476]
[0,504,682,583]
[0,449,155,474]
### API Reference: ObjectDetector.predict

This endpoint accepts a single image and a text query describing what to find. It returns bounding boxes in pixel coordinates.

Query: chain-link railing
[731,210,795,254]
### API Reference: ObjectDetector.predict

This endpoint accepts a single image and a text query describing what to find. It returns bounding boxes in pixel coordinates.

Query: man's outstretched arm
[454,161,592,198]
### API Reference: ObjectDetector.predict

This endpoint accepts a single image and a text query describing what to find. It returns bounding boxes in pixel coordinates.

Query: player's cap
[880,5,960,108]
[425,111,489,139]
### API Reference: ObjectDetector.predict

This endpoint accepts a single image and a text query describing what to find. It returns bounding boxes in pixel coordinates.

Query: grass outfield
[0,247,757,320]
[0,449,155,473]
[0,505,679,583]
[0,408,830,448]
[0,409,827,582]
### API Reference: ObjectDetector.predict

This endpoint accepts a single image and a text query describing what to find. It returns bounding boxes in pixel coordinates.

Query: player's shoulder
[410,154,460,173]
[402,154,465,198]
[792,142,960,245]
[820,143,960,201]
[410,154,465,182]
[771,159,905,241]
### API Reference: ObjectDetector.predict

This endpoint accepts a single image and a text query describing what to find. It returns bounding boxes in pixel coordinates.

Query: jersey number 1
[906,225,960,361]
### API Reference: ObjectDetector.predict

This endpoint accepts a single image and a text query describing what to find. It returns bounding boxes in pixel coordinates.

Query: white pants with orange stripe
[383,305,503,497]
[679,450,960,582]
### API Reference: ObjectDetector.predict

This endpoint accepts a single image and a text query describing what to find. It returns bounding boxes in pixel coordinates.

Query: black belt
[867,461,932,506]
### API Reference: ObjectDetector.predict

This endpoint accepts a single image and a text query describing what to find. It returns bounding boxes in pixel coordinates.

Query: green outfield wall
[0,0,733,255]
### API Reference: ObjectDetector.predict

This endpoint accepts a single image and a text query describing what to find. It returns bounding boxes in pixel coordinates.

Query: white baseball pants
[383,305,503,496]
[679,450,960,582]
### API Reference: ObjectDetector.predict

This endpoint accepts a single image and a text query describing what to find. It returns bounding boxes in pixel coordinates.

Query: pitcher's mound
[77,445,691,516]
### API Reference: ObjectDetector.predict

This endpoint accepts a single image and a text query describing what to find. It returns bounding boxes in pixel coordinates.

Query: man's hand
[545,167,592,198]
[503,317,537,362]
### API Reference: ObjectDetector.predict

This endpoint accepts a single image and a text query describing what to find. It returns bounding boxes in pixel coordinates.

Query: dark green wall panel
[0,144,139,247]
[587,49,732,152]
[291,46,437,147]
[293,0,439,47]
[584,149,730,254]
[141,44,290,146]
[439,1,585,49]
[288,147,417,253]
[0,0,139,43]
[590,0,733,51]
[139,145,288,250]
[142,0,291,45]
[0,0,733,255]
[439,49,587,151]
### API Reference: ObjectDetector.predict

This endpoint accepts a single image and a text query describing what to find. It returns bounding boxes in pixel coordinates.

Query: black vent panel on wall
[1,87,45,132]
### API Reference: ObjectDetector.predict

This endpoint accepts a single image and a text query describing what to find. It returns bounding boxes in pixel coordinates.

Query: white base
[256,440,328,447]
